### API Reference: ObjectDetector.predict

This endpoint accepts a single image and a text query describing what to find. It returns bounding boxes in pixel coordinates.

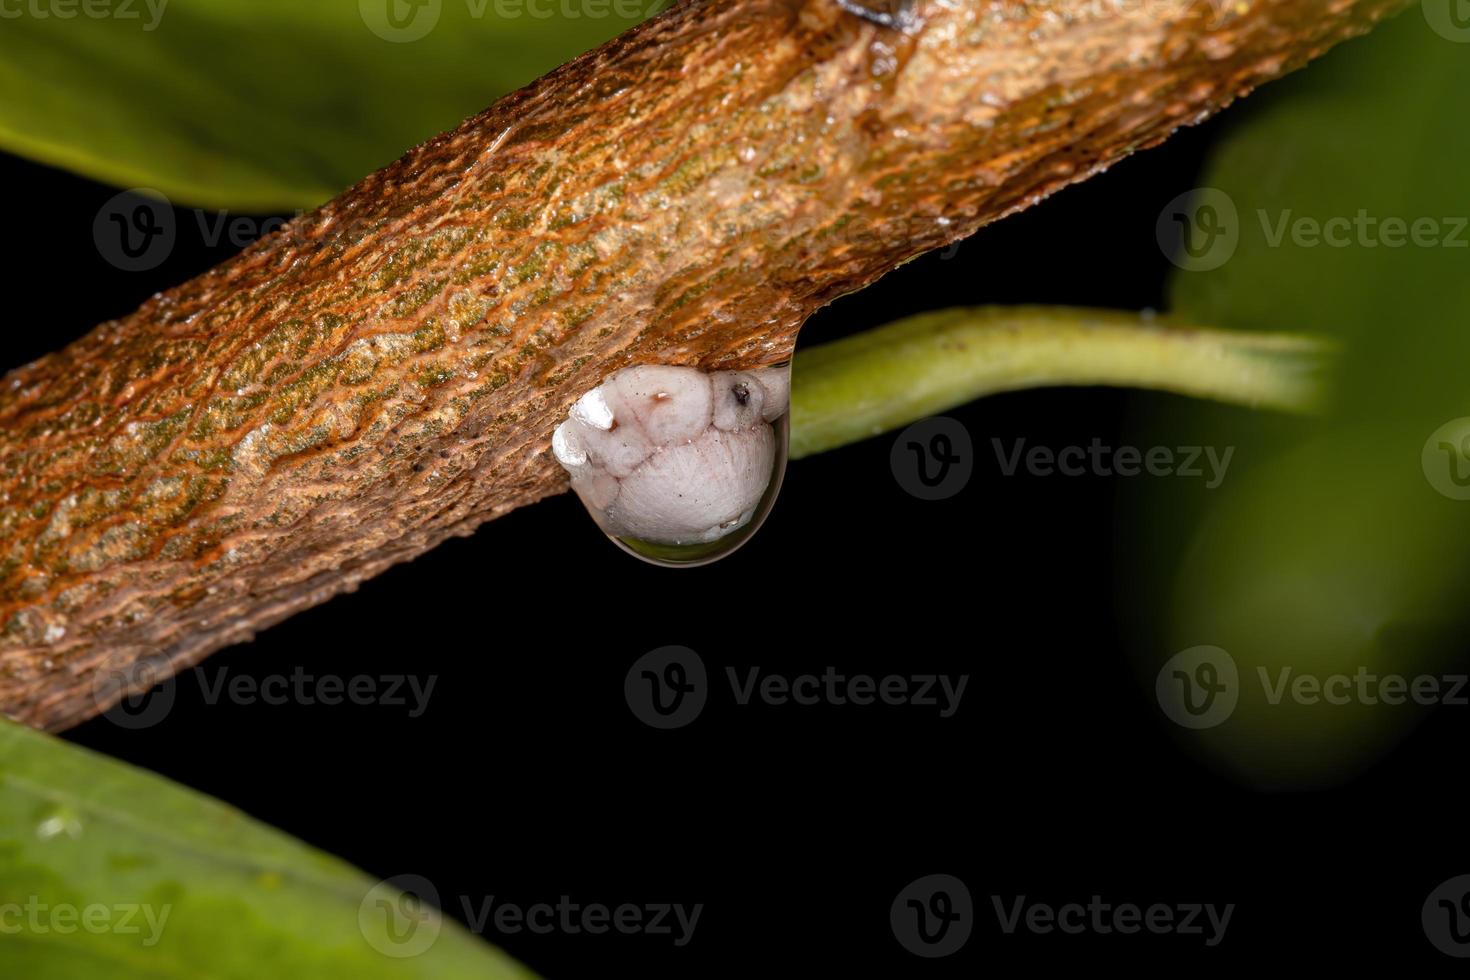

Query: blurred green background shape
[1130,11,1470,788]
[0,0,664,210]
[0,718,538,978]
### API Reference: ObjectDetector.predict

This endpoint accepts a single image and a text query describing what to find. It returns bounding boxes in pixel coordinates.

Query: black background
[6,85,1466,974]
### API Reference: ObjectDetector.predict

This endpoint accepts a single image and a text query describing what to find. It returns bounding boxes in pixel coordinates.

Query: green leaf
[789,306,1327,459]
[1132,11,1470,787]
[0,0,665,210]
[0,719,536,979]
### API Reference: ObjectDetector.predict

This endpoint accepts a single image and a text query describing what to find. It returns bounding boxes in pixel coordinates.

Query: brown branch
[0,0,1407,730]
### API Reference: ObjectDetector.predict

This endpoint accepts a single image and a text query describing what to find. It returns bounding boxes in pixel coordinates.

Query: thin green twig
[790,306,1332,459]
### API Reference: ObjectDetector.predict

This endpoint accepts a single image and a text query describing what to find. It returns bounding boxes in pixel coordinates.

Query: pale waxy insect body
[551,364,791,566]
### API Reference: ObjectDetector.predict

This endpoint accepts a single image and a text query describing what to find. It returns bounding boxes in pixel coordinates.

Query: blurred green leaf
[0,0,663,209]
[0,719,534,979]
[1132,11,1470,787]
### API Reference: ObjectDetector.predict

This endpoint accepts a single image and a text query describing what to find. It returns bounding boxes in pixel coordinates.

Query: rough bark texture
[0,0,1408,730]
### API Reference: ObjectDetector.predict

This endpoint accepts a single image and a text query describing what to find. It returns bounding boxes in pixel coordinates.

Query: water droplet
[552,363,790,567]
[35,805,83,841]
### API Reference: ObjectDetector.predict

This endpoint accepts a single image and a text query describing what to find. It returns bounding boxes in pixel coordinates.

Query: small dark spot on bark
[834,0,912,29]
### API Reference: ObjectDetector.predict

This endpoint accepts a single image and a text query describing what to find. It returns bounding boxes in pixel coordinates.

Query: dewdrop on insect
[550,363,790,566]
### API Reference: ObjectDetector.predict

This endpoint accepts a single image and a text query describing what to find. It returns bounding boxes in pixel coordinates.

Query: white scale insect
[551,364,790,566]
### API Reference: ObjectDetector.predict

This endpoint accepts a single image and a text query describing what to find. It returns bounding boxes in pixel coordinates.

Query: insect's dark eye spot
[732,383,750,406]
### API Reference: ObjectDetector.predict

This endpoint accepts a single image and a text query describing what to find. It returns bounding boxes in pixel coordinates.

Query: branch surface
[0,0,1407,729]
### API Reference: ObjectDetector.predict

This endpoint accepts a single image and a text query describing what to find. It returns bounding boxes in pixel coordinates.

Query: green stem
[789,306,1332,459]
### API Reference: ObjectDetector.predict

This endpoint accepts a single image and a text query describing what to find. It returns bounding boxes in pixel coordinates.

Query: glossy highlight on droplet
[551,363,790,567]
